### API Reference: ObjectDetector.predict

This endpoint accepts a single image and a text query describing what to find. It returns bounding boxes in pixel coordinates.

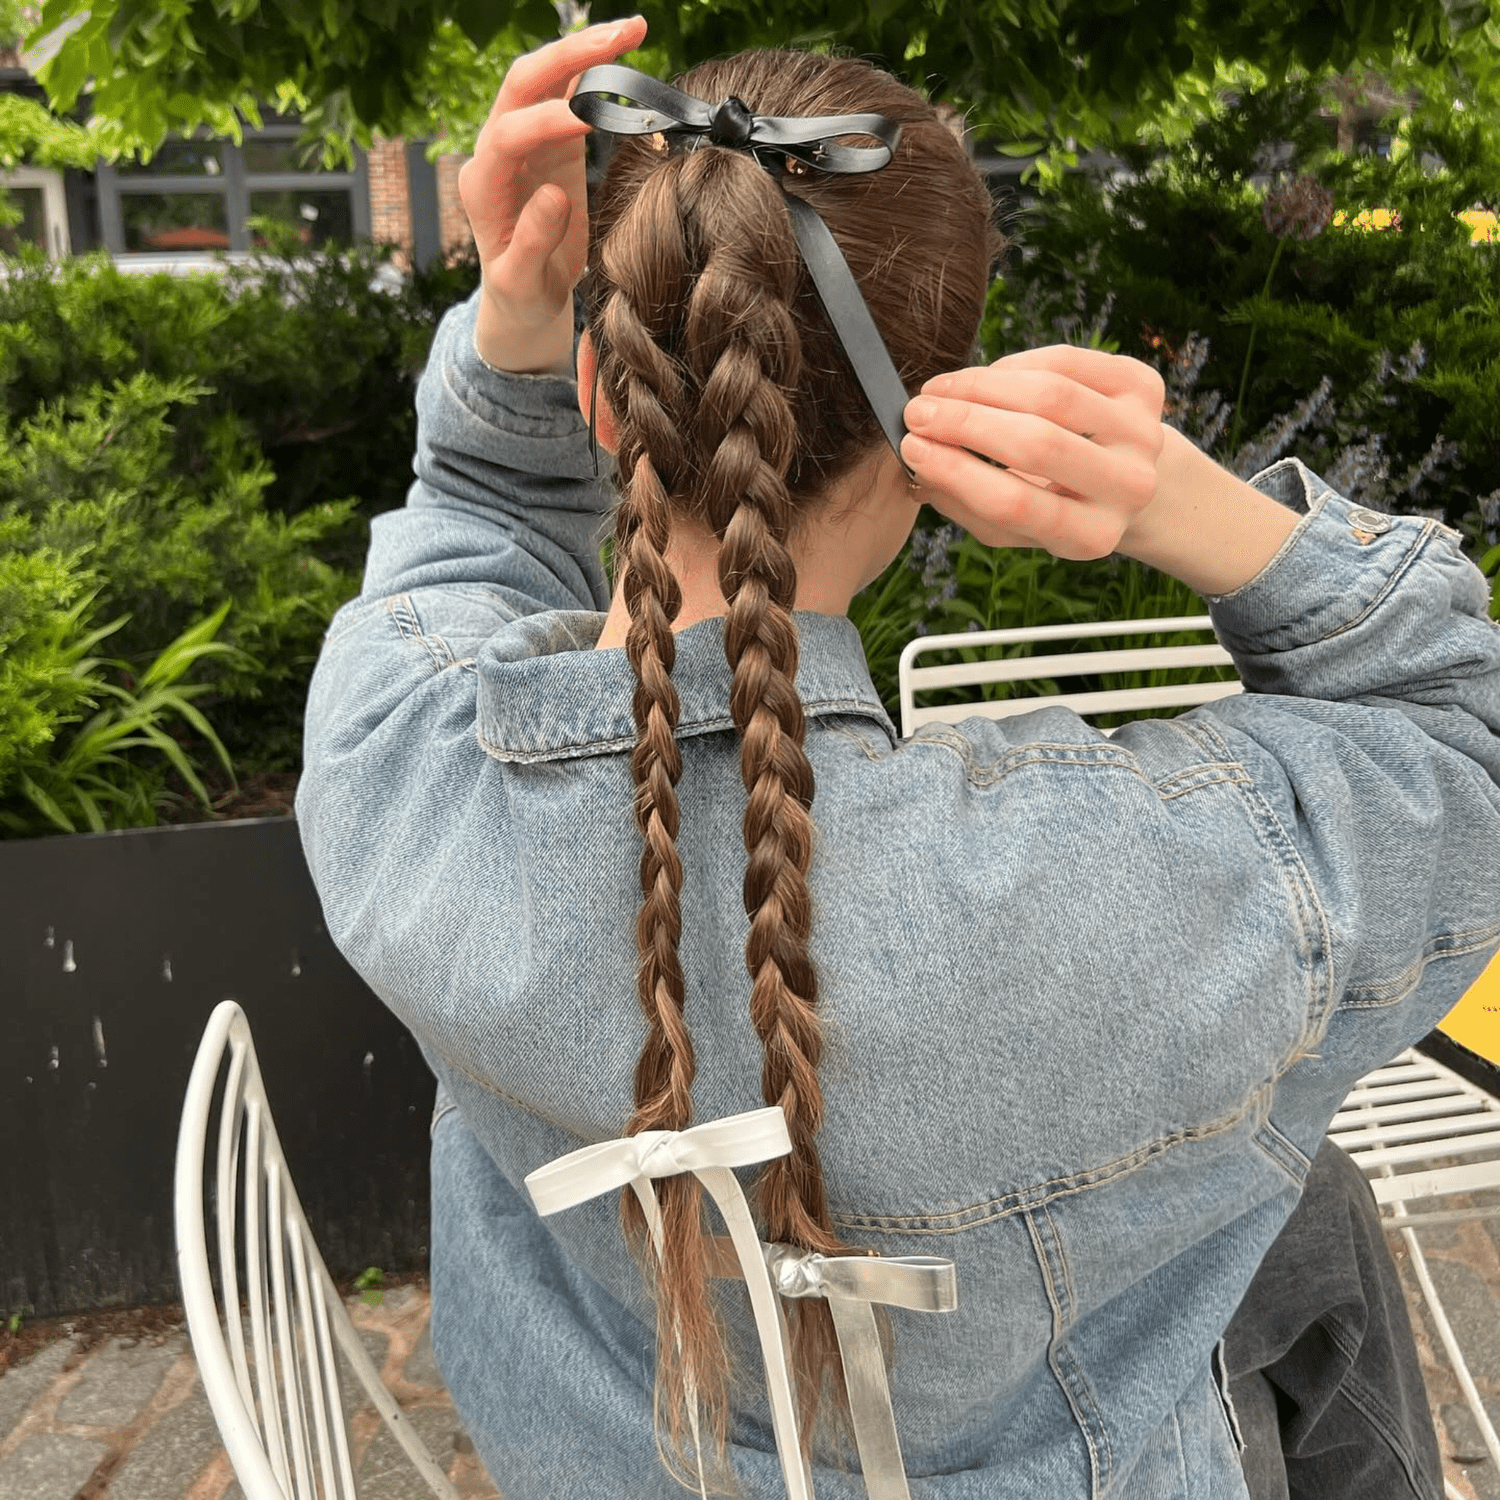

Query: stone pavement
[3,1241,1500,1500]
[0,1281,498,1500]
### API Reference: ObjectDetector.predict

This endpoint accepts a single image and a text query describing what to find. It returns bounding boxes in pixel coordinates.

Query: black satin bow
[569,64,913,475]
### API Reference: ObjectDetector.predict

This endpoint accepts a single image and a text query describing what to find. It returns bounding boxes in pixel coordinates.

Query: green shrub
[0,526,97,792]
[0,240,480,528]
[0,543,239,837]
[0,369,361,777]
[984,73,1499,530]
[0,240,486,824]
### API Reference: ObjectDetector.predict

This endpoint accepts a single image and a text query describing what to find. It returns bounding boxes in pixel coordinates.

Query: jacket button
[1347,506,1392,535]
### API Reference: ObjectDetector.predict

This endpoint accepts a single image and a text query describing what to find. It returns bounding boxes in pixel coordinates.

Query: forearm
[1118,425,1300,597]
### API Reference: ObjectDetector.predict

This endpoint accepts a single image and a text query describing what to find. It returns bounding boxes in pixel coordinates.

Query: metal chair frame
[175,999,459,1500]
[1329,1048,1500,1488]
[896,615,1239,739]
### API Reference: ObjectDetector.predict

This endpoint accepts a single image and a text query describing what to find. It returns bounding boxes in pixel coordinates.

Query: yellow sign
[1440,952,1500,1063]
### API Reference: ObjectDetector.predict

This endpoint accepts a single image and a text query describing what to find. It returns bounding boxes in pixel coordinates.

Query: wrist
[1118,425,1300,597]
[473,291,576,377]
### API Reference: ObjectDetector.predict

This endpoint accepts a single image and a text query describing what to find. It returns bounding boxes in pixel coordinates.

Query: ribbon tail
[628,1178,709,1500]
[696,1166,815,1500]
[782,195,912,477]
[825,1297,911,1500]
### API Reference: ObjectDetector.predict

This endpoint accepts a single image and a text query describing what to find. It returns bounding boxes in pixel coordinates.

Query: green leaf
[19,774,76,834]
[450,0,509,51]
[137,723,212,805]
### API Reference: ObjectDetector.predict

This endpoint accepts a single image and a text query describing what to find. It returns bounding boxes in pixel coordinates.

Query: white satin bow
[523,1108,959,1500]
[525,1107,811,1500]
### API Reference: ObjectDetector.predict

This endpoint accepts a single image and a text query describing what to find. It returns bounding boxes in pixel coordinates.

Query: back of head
[582,48,997,1483]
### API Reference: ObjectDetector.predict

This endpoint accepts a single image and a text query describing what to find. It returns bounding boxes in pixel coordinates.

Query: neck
[595,520,857,650]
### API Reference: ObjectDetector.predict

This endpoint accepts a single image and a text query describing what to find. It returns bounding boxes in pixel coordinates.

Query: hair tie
[570,64,914,478]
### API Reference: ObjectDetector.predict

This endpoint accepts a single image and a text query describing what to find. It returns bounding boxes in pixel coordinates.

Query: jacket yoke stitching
[833,1082,1274,1234]
[1025,1205,1108,1497]
[907,728,1254,807]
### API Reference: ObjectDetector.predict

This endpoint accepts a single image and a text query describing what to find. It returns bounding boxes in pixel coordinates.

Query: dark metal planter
[0,817,435,1319]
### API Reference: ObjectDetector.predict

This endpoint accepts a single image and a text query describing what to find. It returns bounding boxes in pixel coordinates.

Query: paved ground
[0,1281,498,1500]
[3,1231,1500,1500]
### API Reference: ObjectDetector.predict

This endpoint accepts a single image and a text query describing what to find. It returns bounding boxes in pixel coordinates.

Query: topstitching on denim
[833,1082,1276,1234]
[1026,1203,1112,1497]
[386,592,454,672]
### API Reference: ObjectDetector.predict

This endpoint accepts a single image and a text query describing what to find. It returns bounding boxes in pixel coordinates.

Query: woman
[296,18,1500,1498]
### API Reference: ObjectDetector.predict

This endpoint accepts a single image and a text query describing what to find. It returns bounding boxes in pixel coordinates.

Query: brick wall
[367,133,412,267]
[437,153,475,262]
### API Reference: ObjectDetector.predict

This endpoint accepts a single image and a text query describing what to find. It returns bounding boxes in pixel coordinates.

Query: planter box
[0,817,434,1319]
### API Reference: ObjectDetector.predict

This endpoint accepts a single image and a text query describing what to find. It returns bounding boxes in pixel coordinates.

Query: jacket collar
[474,610,896,764]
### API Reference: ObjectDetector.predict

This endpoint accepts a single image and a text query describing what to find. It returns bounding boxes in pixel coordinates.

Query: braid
[689,249,850,1426]
[601,162,732,1481]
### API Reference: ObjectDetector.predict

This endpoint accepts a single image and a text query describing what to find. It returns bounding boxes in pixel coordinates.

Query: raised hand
[901,346,1166,560]
[460,17,649,374]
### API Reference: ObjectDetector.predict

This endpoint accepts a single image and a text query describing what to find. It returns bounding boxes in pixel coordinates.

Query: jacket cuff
[1206,456,1484,696]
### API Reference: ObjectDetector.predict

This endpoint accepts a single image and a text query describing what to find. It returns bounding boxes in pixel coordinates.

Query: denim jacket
[297,291,1500,1499]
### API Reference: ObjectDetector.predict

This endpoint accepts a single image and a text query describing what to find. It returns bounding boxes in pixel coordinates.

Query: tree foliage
[21,0,1499,171]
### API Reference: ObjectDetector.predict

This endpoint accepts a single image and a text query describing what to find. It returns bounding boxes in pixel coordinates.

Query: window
[0,167,71,258]
[97,126,369,258]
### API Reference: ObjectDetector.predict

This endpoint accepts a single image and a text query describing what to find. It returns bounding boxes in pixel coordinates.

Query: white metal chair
[896,614,1239,739]
[899,616,1497,1500]
[1329,1049,1500,1486]
[174,999,459,1500]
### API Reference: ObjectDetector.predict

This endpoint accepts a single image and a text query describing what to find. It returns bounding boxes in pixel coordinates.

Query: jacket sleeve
[1158,458,1500,1136]
[295,292,611,952]
[361,287,611,616]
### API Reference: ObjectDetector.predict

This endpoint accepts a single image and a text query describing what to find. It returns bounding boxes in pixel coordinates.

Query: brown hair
[585,48,997,1482]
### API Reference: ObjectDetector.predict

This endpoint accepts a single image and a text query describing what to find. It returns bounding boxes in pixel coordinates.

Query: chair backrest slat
[215,1041,256,1423]
[898,615,1240,739]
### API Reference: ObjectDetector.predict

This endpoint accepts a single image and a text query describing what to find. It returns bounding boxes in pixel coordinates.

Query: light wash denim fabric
[297,290,1500,1499]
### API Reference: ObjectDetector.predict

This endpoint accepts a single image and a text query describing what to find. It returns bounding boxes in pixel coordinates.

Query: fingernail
[924,374,951,395]
[907,397,936,427]
[902,434,932,463]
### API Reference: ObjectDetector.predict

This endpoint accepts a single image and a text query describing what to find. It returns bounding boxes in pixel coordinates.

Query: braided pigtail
[680,178,850,1433]
[598,161,733,1482]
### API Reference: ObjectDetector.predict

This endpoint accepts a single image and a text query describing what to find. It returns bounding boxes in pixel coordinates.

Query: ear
[576,331,621,456]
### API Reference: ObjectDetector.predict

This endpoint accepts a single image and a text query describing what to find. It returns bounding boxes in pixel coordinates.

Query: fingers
[914,369,1127,444]
[461,97,591,236]
[485,95,593,163]
[902,437,1129,559]
[490,184,573,306]
[932,345,1166,407]
[905,394,1158,509]
[494,16,649,117]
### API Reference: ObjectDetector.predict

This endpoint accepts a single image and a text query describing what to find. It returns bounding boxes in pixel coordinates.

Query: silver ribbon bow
[763,1244,957,1500]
